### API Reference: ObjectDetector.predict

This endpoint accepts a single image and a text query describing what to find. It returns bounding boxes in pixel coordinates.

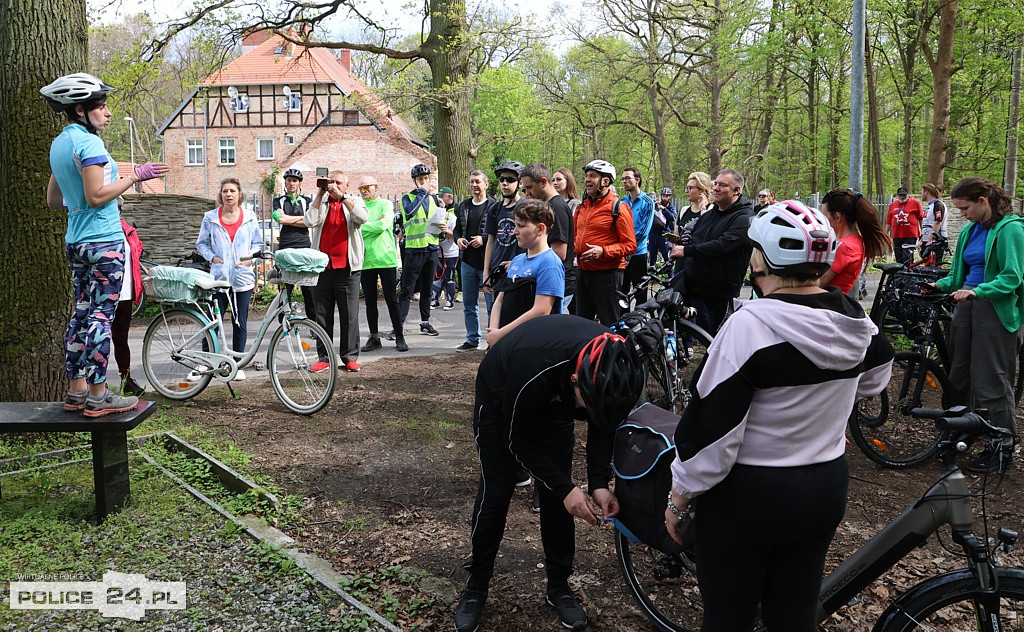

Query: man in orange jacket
[573,160,637,325]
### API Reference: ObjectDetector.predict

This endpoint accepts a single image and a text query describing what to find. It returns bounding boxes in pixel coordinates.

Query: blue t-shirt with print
[485,200,524,268]
[963,224,989,288]
[506,248,566,313]
[50,124,122,244]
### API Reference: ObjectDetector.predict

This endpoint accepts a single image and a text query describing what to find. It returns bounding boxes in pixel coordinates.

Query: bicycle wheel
[671,319,713,414]
[616,529,703,632]
[267,318,337,415]
[142,308,215,399]
[876,567,1024,631]
[849,350,951,468]
[638,352,673,411]
[1015,346,1024,406]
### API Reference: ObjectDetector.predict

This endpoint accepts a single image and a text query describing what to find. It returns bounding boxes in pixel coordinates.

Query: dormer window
[274,44,284,55]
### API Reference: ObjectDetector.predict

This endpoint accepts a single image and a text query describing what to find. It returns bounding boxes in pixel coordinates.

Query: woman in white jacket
[196,178,264,367]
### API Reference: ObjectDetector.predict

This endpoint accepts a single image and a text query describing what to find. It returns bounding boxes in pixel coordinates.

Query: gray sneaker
[64,390,88,413]
[83,387,139,418]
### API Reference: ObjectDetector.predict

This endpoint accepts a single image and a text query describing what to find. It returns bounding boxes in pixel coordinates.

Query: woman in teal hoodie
[933,177,1024,474]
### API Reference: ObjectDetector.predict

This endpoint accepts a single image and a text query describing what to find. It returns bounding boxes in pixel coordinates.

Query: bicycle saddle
[875,263,904,272]
[194,277,231,290]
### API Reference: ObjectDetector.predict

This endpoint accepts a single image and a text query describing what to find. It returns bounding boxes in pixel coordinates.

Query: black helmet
[283,168,303,181]
[494,161,525,178]
[575,333,644,429]
[660,187,673,196]
[411,163,431,178]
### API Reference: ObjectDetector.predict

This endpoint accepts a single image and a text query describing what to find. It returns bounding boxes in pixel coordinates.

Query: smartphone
[663,232,683,245]
[317,178,330,189]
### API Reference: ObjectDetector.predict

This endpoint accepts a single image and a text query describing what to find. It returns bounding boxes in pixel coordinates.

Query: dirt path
[174,351,1023,630]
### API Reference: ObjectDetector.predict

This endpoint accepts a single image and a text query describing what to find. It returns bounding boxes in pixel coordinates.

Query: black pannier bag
[612,403,688,555]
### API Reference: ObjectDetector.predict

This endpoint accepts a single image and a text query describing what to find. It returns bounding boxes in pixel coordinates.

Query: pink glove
[133,163,164,182]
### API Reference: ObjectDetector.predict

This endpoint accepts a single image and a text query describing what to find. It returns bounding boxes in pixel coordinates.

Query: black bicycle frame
[815,470,975,620]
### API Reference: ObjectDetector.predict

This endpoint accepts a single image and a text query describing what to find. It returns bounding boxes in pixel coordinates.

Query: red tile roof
[199,33,424,146]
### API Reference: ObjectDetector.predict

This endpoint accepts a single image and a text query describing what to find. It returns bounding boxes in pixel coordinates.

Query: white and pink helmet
[747,200,837,277]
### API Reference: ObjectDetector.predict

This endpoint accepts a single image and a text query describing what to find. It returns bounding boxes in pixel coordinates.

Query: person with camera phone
[304,169,368,373]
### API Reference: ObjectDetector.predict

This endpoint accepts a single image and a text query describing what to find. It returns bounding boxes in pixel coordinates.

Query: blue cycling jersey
[50,124,122,244]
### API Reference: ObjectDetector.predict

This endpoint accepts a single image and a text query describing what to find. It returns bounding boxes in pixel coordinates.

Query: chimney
[339,49,351,72]
[241,28,272,53]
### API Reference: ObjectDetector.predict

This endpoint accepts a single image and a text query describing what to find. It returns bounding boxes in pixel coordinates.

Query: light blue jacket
[196,207,265,291]
[625,191,655,256]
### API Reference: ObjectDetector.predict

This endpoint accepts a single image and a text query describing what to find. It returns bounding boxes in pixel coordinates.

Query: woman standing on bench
[41,73,168,417]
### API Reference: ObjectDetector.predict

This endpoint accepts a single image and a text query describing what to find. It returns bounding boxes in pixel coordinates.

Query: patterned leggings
[65,240,124,384]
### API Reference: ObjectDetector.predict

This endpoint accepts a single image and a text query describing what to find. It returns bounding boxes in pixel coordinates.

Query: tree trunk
[752,0,784,189]
[807,44,819,194]
[422,0,472,198]
[866,25,885,196]
[926,0,959,189]
[0,0,86,401]
[1005,37,1022,197]
[649,84,672,188]
[708,0,724,175]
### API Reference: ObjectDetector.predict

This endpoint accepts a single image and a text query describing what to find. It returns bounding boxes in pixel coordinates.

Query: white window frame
[288,92,301,112]
[256,138,275,161]
[230,94,249,113]
[218,139,236,166]
[185,139,204,166]
[284,134,295,145]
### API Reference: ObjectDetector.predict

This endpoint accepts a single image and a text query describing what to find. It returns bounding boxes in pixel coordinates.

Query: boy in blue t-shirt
[487,199,566,347]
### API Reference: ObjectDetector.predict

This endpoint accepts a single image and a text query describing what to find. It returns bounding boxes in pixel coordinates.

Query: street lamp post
[124,116,136,193]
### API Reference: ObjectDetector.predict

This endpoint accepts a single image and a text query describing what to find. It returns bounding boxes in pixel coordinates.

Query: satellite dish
[227,86,239,99]
[282,86,292,96]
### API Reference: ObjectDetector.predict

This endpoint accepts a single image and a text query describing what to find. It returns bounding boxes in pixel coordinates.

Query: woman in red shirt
[818,189,892,295]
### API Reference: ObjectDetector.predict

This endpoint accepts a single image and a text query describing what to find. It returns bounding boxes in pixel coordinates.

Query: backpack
[611,403,692,556]
[496,277,539,327]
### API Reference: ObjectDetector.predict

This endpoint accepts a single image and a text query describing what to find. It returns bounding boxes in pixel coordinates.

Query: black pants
[315,267,361,363]
[688,295,732,335]
[285,283,318,324]
[893,237,917,264]
[360,267,402,337]
[111,300,133,374]
[695,458,848,631]
[621,255,649,305]
[399,249,437,324]
[576,268,623,326]
[466,379,575,593]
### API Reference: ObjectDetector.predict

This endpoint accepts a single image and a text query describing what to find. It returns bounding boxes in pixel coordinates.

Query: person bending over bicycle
[455,314,644,632]
[928,176,1024,474]
[664,201,894,631]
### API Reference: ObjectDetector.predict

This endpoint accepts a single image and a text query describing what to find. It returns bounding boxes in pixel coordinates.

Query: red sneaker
[345,361,361,373]
[310,361,331,373]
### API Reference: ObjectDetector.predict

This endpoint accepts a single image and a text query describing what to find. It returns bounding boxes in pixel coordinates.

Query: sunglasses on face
[758,194,767,198]
[358,185,374,192]
[498,176,519,184]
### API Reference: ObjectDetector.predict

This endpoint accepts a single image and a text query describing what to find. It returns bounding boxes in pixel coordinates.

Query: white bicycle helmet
[40,73,113,112]
[584,159,616,182]
[747,200,837,277]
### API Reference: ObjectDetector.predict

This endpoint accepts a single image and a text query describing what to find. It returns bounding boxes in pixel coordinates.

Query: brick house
[157,31,436,207]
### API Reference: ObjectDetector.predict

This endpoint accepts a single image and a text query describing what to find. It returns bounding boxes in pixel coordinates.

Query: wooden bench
[0,401,155,522]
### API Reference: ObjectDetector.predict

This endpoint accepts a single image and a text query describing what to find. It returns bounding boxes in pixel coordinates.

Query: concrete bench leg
[92,431,130,522]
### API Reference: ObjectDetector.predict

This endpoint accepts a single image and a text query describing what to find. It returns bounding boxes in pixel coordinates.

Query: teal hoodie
[935,214,1024,332]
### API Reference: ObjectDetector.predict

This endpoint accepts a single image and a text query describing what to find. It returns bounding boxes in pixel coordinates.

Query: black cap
[896,187,909,195]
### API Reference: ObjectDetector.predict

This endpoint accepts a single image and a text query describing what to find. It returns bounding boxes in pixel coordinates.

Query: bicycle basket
[144,266,216,303]
[275,248,329,273]
[611,403,686,556]
[885,271,946,324]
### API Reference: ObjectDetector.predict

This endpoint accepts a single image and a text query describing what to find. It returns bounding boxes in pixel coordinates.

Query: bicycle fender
[159,306,221,354]
[872,567,1024,631]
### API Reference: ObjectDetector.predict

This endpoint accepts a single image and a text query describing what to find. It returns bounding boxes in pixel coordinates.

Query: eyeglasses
[757,194,768,198]
[498,176,519,184]
[685,185,699,191]
[621,176,637,181]
[358,185,374,192]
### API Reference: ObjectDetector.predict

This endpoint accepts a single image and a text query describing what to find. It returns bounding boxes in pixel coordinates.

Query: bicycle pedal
[251,361,265,371]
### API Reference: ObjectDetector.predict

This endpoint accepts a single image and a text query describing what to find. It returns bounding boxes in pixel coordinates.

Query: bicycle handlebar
[911,406,1015,438]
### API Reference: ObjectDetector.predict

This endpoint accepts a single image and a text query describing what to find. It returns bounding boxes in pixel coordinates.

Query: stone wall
[120,194,216,263]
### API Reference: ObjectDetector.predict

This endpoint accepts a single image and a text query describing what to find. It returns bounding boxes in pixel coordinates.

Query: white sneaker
[234,370,246,381]
[186,366,210,382]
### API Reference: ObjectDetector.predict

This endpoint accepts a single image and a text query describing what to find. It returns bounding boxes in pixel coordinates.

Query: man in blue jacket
[620,166,655,304]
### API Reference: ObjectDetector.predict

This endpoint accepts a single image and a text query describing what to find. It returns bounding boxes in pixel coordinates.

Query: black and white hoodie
[670,288,894,498]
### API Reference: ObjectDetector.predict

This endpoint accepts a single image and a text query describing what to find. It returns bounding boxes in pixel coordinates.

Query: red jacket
[120,219,144,305]
[574,192,637,271]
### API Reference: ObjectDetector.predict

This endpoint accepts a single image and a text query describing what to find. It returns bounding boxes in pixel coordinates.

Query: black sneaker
[964,450,1014,474]
[515,468,532,487]
[532,488,541,513]
[455,342,479,352]
[119,375,146,397]
[454,589,487,632]
[546,587,587,630]
[420,322,439,336]
[360,337,382,352]
[395,338,410,352]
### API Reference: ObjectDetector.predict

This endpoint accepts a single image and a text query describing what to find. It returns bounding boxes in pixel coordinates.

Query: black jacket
[684,195,755,299]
